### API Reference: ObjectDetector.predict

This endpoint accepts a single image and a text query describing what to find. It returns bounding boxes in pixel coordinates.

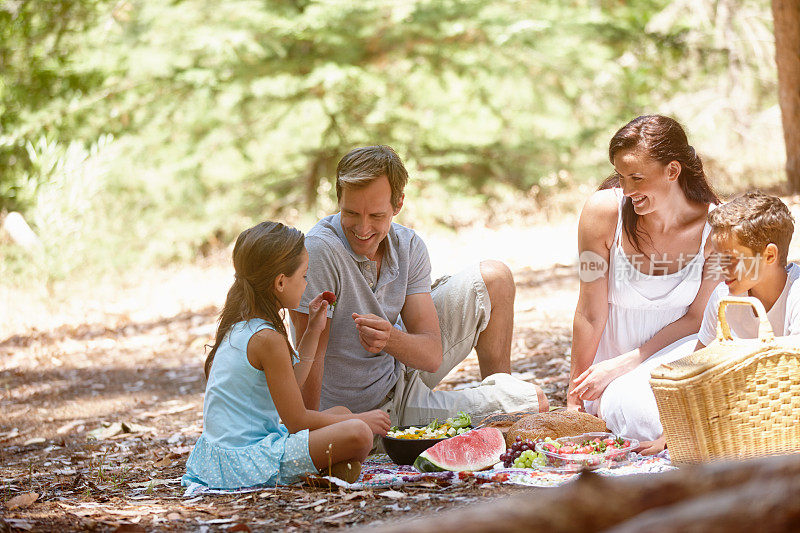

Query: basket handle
[716,296,775,343]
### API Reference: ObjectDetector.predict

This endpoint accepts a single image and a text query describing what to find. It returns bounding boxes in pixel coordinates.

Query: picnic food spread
[413,427,505,472]
[387,409,639,476]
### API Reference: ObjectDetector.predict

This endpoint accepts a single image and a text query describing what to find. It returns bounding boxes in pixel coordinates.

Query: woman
[568,115,720,452]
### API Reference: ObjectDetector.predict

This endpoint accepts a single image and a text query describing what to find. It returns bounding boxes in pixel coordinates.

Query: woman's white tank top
[593,189,713,364]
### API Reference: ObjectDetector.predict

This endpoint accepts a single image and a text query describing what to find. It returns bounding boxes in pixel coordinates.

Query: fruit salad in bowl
[534,432,639,472]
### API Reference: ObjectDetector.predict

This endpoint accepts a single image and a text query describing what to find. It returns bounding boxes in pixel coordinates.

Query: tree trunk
[772,0,800,192]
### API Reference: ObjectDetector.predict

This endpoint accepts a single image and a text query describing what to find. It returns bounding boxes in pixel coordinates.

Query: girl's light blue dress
[182,319,317,489]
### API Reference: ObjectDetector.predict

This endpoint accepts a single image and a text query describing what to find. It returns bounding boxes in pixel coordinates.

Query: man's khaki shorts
[380,262,542,426]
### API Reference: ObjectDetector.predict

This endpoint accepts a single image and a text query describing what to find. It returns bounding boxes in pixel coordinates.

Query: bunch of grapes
[500,436,544,468]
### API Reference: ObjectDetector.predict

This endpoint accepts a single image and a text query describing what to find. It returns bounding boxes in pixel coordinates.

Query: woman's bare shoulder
[579,189,619,234]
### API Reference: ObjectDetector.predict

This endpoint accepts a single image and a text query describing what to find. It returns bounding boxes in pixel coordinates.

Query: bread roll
[506,411,608,447]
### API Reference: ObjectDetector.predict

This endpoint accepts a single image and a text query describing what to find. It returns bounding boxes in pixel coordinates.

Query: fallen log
[605,475,800,533]
[361,453,800,533]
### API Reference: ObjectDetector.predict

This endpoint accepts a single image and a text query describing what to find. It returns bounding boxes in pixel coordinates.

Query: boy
[639,191,797,455]
[696,191,800,349]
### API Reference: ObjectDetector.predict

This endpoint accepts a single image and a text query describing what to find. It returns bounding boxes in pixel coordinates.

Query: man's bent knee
[480,260,515,298]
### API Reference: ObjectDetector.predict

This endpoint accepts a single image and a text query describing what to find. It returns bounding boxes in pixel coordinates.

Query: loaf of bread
[505,411,608,447]
[478,411,540,431]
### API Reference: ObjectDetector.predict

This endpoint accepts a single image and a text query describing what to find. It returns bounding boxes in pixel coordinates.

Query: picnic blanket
[182,451,675,496]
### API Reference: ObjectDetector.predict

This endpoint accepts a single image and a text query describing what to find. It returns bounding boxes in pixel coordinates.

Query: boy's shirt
[698,263,800,346]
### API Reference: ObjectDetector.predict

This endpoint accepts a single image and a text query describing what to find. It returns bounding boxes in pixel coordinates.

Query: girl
[568,115,719,451]
[182,221,390,489]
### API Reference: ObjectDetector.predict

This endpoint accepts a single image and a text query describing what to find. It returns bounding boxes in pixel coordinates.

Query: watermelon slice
[413,427,505,472]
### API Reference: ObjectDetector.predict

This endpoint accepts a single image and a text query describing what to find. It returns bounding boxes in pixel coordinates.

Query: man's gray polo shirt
[296,213,432,413]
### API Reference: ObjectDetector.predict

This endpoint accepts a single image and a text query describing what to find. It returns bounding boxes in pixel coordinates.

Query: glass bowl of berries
[534,432,638,472]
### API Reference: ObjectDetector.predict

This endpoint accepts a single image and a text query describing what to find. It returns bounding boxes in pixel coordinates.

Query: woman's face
[613,148,680,216]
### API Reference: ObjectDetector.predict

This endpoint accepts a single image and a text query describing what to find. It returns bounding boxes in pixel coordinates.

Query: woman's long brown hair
[599,115,720,254]
[204,221,305,379]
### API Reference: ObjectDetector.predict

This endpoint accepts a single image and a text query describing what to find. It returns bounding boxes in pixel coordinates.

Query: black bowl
[381,426,448,465]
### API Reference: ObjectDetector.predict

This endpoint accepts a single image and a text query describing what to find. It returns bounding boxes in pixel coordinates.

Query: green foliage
[0,0,113,211]
[0,0,779,282]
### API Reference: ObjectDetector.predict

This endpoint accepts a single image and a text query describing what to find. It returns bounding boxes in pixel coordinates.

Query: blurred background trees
[0,0,785,282]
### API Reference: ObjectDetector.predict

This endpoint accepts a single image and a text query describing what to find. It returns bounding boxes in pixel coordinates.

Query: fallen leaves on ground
[5,492,39,510]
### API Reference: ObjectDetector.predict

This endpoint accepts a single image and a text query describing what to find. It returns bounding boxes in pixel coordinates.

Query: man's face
[710,231,763,296]
[338,175,402,261]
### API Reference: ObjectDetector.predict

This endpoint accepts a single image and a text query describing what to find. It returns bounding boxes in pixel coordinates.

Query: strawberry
[322,291,337,308]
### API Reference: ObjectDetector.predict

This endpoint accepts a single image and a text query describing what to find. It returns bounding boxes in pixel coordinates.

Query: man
[291,145,547,425]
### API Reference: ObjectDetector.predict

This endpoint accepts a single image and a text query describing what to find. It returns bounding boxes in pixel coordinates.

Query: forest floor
[3,196,800,532]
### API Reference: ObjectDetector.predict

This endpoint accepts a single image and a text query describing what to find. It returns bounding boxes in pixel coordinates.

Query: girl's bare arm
[249,329,389,435]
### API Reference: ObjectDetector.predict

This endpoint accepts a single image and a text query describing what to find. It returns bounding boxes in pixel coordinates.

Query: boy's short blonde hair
[708,191,795,265]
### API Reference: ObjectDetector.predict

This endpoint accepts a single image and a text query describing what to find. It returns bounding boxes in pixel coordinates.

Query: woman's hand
[565,388,585,411]
[306,293,330,335]
[571,351,637,402]
[357,409,391,436]
[636,434,667,455]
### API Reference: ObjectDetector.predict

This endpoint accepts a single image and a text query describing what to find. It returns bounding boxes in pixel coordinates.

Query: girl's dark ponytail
[204,222,305,379]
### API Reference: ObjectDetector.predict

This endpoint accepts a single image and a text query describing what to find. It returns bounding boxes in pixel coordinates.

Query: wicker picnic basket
[650,296,800,464]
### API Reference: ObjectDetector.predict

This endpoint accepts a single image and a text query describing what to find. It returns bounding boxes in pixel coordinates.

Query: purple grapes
[499,436,537,467]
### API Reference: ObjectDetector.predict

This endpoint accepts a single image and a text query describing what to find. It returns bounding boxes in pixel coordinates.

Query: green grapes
[511,449,545,468]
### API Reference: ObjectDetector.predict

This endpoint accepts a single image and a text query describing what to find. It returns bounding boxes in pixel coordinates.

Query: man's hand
[352,313,393,353]
[306,293,329,335]
[357,409,391,436]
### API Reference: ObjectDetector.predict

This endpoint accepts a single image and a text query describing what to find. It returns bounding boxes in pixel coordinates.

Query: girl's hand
[357,409,391,436]
[636,434,667,455]
[571,352,636,402]
[306,293,329,334]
